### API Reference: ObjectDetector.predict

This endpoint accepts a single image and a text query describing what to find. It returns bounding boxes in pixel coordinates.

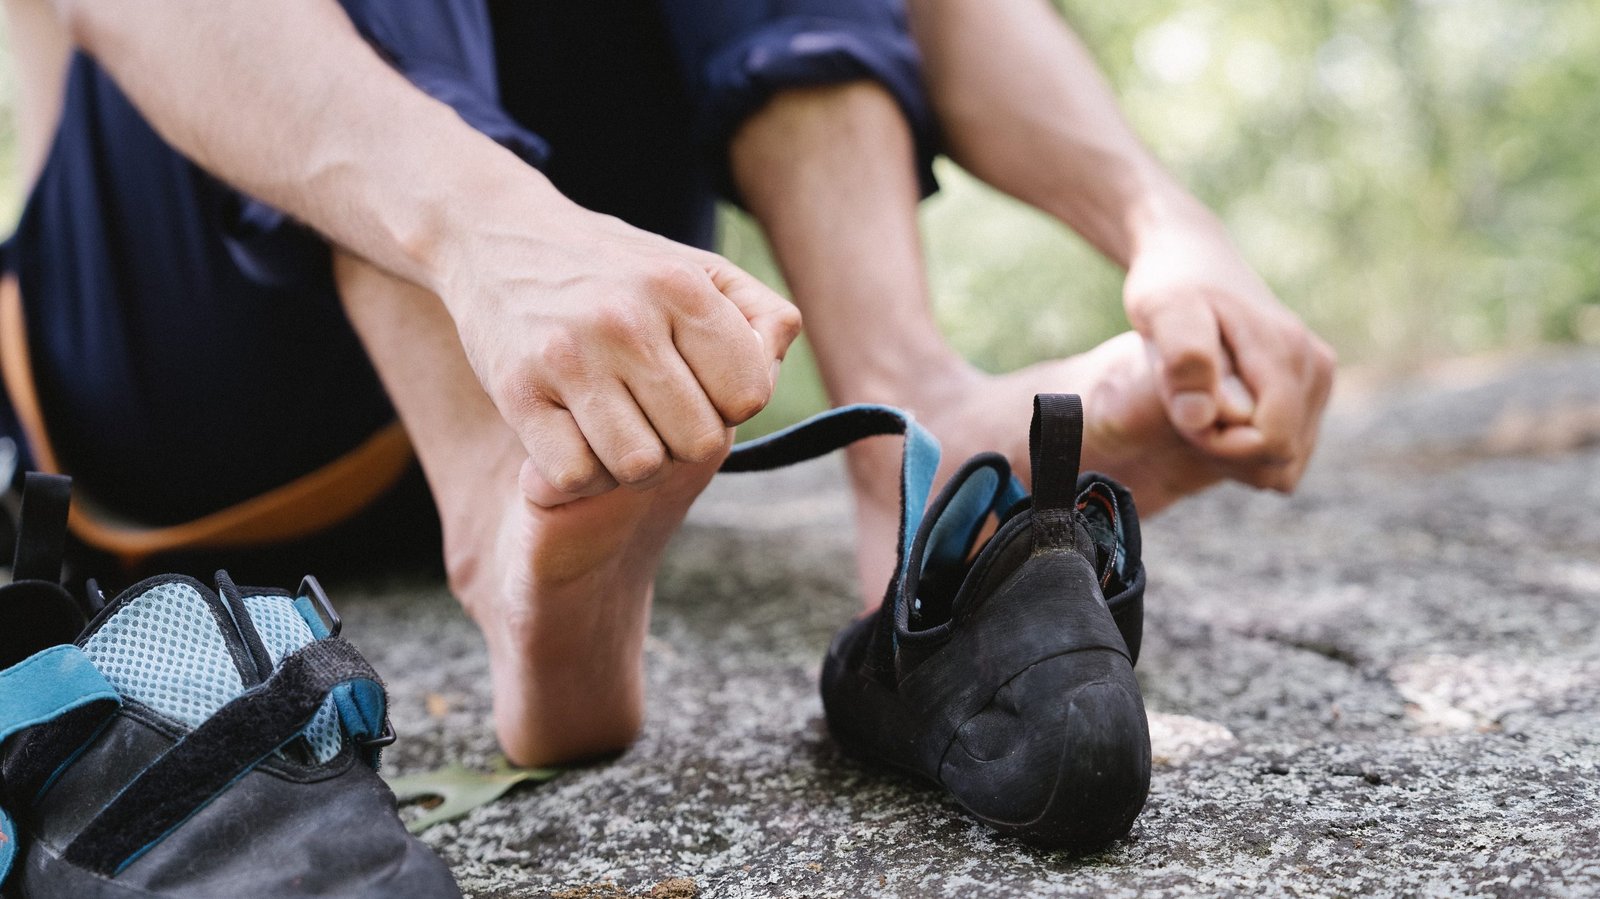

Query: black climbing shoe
[723,394,1150,851]
[0,473,461,898]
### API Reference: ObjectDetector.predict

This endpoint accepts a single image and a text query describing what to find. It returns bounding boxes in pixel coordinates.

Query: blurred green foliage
[730,0,1600,432]
[2,2,1596,438]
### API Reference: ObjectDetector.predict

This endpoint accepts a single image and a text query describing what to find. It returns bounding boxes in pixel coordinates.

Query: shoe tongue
[80,575,344,762]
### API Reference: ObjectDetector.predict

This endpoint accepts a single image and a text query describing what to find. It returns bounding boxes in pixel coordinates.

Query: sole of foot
[447,444,725,767]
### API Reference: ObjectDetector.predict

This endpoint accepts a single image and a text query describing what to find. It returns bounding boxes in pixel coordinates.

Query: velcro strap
[723,404,941,577]
[0,645,120,885]
[63,637,385,876]
[12,473,71,584]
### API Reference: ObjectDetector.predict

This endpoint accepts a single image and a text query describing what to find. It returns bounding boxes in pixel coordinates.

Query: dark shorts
[0,0,936,539]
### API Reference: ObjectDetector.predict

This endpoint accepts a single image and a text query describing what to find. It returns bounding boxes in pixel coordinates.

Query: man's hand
[50,0,801,510]
[1123,216,1336,492]
[438,193,802,507]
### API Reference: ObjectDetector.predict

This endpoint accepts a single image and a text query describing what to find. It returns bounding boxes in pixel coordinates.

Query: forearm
[54,0,564,294]
[907,0,1214,267]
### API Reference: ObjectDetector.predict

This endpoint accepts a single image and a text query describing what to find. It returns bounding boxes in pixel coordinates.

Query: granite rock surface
[343,351,1600,898]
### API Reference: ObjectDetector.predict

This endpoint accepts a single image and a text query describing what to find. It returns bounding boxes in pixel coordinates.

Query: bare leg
[4,0,73,189]
[333,253,722,765]
[731,84,1231,607]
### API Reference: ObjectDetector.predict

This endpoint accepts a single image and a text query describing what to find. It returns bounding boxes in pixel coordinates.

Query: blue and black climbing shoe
[0,473,460,898]
[724,394,1150,851]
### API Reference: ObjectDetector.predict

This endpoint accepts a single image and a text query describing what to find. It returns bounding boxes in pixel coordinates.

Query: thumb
[1136,300,1227,434]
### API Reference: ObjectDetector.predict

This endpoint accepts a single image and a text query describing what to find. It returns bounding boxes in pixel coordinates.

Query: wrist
[404,134,571,304]
[1123,183,1223,259]
[1029,151,1211,269]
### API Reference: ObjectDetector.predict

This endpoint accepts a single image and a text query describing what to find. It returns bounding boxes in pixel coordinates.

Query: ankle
[440,487,518,607]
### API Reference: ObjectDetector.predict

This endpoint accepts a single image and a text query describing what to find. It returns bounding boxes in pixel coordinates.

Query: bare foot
[845,331,1234,609]
[443,438,725,767]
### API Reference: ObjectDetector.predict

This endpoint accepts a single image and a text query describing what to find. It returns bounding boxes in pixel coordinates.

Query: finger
[1307,336,1339,416]
[1231,340,1312,471]
[702,258,804,379]
[1186,424,1301,492]
[568,385,673,490]
[1190,423,1268,460]
[1218,373,1256,424]
[671,290,775,426]
[1251,342,1335,494]
[1215,347,1256,424]
[515,404,617,506]
[628,351,732,464]
[520,457,588,508]
[1135,304,1226,433]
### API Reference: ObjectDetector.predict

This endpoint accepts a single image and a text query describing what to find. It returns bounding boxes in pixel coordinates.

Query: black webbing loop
[720,405,913,472]
[1029,394,1084,551]
[1029,394,1083,514]
[12,473,71,583]
[63,637,385,876]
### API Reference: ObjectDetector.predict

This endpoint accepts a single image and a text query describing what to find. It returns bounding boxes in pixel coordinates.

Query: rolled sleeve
[220,0,549,286]
[666,1,940,201]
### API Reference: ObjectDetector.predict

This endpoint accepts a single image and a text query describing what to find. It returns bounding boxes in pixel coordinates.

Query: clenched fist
[435,192,802,507]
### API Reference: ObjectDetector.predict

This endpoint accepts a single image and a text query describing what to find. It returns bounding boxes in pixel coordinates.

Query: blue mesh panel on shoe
[242,594,344,763]
[79,581,346,765]
[81,582,245,729]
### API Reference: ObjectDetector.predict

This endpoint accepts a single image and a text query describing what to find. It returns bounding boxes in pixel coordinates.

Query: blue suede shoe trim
[0,645,121,884]
[725,403,941,582]
[1,809,14,885]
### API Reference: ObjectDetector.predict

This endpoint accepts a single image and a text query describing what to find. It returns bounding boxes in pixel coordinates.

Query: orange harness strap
[0,275,416,570]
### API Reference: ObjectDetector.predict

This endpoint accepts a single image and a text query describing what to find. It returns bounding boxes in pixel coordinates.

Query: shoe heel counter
[1001,548,1131,662]
[940,550,1150,849]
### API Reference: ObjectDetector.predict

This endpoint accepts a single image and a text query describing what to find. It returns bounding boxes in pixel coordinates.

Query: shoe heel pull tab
[1029,394,1084,552]
[12,472,72,584]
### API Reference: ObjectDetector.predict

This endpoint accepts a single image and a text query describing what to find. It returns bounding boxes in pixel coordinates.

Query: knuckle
[502,376,550,422]
[1258,435,1297,466]
[719,379,772,424]
[612,445,667,485]
[1163,345,1216,384]
[774,304,803,343]
[679,428,731,464]
[1122,291,1156,324]
[590,302,647,342]
[534,330,586,377]
[549,458,605,496]
[644,260,706,302]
